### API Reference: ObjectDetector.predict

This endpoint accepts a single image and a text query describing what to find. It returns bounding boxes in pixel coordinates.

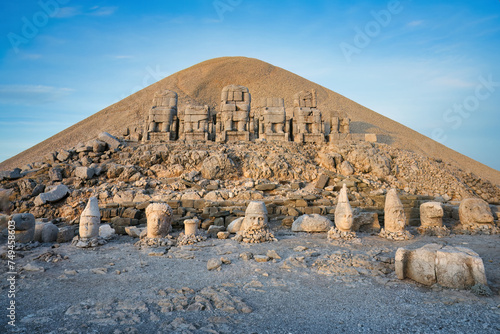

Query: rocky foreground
[1,231,499,333]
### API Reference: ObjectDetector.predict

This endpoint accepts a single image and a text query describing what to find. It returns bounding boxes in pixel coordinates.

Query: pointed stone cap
[245,201,268,216]
[81,197,100,218]
[385,189,403,209]
[337,184,349,204]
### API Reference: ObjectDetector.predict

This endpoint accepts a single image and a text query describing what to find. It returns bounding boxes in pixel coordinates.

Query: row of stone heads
[7,189,497,246]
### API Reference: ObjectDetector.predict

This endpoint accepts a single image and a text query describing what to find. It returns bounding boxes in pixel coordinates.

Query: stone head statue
[146,203,173,238]
[384,189,406,233]
[459,198,494,227]
[335,184,353,232]
[241,201,269,231]
[79,197,100,240]
[420,202,444,228]
[152,90,178,109]
[11,212,35,243]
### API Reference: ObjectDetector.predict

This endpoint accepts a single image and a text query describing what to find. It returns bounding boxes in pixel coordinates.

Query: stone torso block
[217,85,251,141]
[147,90,178,141]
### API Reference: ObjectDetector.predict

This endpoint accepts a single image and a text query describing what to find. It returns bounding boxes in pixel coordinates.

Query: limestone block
[75,167,95,180]
[11,213,35,243]
[49,167,63,181]
[34,222,58,243]
[396,244,487,289]
[0,168,21,180]
[339,161,354,176]
[435,246,487,289]
[98,132,121,149]
[99,224,116,239]
[352,212,380,232]
[227,217,244,233]
[291,214,333,232]
[57,226,76,243]
[34,184,70,206]
[315,174,329,189]
[56,150,71,162]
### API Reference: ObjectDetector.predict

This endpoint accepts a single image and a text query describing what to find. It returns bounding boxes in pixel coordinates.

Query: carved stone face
[420,202,444,228]
[147,211,169,238]
[79,216,100,239]
[385,207,406,232]
[335,205,353,232]
[459,198,494,226]
[146,203,173,239]
[79,197,100,240]
[241,201,268,231]
[245,213,268,231]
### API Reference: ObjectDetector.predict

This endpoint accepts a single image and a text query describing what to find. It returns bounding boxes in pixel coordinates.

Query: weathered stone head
[335,184,353,232]
[152,90,178,109]
[384,189,406,233]
[241,201,268,231]
[459,198,494,227]
[11,213,35,243]
[146,203,173,238]
[79,197,100,240]
[420,202,444,228]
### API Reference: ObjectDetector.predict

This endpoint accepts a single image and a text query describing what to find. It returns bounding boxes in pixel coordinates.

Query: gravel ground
[1,231,499,333]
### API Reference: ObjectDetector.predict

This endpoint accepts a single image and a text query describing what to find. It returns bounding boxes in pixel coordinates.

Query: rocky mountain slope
[1,57,498,185]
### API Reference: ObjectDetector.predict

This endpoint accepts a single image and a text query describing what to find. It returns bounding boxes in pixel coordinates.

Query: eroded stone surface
[455,198,497,235]
[396,243,488,289]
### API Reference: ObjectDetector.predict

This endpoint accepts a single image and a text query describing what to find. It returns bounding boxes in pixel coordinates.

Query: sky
[0,0,499,171]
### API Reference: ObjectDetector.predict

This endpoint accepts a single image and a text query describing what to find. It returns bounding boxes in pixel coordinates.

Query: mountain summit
[1,56,498,184]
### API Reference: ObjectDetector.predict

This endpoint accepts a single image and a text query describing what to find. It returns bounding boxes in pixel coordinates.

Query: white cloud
[90,6,118,16]
[53,6,82,18]
[0,85,74,105]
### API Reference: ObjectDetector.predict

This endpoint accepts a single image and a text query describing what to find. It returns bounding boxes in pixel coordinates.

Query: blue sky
[0,0,499,170]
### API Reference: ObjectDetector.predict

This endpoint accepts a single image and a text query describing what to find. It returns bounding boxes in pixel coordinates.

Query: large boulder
[459,198,494,227]
[201,153,236,180]
[11,213,36,243]
[34,222,59,243]
[98,132,121,149]
[291,214,333,232]
[0,168,21,181]
[34,184,70,206]
[75,167,95,180]
[396,244,487,289]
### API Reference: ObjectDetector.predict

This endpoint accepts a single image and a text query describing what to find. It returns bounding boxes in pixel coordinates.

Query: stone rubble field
[1,231,499,333]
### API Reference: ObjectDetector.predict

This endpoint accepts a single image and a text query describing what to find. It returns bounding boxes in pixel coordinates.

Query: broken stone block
[11,213,35,243]
[0,168,21,181]
[98,132,122,149]
[75,166,95,180]
[34,222,59,243]
[315,174,329,189]
[395,243,487,289]
[34,184,70,206]
[291,214,333,232]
